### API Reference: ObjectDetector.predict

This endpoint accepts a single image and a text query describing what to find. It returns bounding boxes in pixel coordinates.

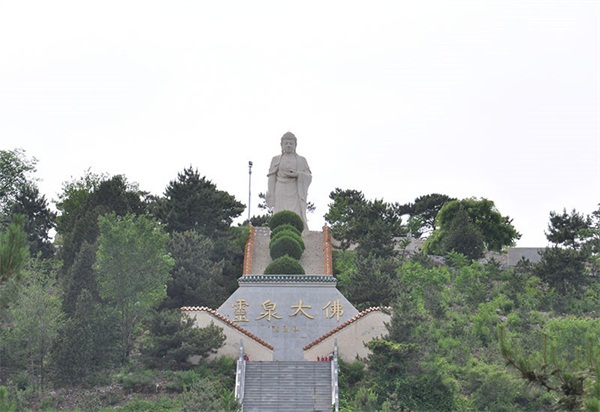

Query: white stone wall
[187,310,274,362]
[303,311,391,362]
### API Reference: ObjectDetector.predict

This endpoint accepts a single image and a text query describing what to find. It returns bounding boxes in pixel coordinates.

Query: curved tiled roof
[238,274,337,284]
[303,306,392,351]
[180,306,274,350]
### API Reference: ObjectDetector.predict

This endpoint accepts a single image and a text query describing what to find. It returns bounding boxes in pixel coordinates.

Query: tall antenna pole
[247,161,253,221]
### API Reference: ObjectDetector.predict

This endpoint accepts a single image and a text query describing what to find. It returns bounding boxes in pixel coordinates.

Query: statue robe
[266,153,312,231]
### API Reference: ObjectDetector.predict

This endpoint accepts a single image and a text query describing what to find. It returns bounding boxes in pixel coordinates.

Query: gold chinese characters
[231,299,345,323]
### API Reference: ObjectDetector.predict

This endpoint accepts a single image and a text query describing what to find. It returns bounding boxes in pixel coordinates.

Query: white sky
[0,0,598,247]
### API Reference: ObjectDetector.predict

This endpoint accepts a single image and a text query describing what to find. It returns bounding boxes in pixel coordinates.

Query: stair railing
[235,339,246,404]
[331,338,339,412]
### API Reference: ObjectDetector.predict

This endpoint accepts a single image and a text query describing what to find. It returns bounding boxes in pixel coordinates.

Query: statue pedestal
[216,275,358,361]
[183,227,390,362]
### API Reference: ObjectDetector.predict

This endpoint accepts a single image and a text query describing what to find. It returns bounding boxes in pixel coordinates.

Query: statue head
[280,132,297,154]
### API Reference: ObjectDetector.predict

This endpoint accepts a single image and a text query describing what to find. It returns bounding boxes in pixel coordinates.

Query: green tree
[325,188,406,258]
[0,386,16,412]
[58,174,146,275]
[51,289,120,386]
[61,241,99,316]
[95,213,174,363]
[0,149,37,226]
[54,169,106,237]
[440,207,485,261]
[363,288,457,411]
[399,193,455,238]
[0,149,54,259]
[10,185,56,259]
[535,208,595,305]
[535,246,588,299]
[142,309,225,369]
[546,208,591,249]
[57,174,147,319]
[499,318,600,411]
[161,230,226,309]
[424,197,520,255]
[0,215,29,311]
[154,167,246,292]
[2,261,64,390]
[343,253,397,310]
[156,167,245,237]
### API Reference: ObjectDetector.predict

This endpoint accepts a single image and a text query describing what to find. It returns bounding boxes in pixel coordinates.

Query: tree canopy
[162,230,226,309]
[423,197,520,255]
[439,206,485,260]
[11,185,56,259]
[0,149,38,226]
[0,149,55,259]
[399,193,456,238]
[0,215,29,311]
[96,213,174,363]
[58,174,146,274]
[325,188,406,258]
[545,208,591,250]
[156,167,245,237]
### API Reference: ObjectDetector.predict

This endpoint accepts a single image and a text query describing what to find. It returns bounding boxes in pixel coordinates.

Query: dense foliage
[162,230,227,309]
[0,149,598,411]
[325,188,406,258]
[264,256,305,275]
[423,197,521,254]
[96,213,175,363]
[333,202,600,411]
[399,193,456,238]
[0,158,245,410]
[269,235,303,260]
[155,166,244,237]
[0,215,29,311]
[270,223,302,238]
[268,210,304,233]
[269,228,305,252]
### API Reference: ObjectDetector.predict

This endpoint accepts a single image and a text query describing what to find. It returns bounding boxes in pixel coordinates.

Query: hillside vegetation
[0,149,598,411]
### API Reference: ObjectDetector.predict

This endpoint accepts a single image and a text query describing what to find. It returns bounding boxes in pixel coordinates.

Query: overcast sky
[1,0,598,247]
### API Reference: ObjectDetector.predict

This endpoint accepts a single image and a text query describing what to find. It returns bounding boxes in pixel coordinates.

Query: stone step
[251,228,325,274]
[242,361,332,412]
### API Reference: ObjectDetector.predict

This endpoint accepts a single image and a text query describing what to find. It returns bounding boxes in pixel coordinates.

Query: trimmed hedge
[264,255,305,275]
[269,210,304,233]
[270,235,303,260]
[270,229,305,252]
[271,223,302,238]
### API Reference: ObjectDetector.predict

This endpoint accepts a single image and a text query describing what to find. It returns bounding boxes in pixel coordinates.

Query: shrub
[270,235,303,260]
[269,211,304,233]
[118,370,156,393]
[271,223,302,238]
[181,378,239,412]
[115,396,183,411]
[0,387,17,412]
[264,256,305,275]
[270,229,305,251]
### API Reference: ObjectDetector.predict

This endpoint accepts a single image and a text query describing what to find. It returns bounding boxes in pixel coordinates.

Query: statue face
[281,139,296,154]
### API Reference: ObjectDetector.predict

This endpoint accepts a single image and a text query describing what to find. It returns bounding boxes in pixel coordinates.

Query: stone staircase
[242,361,332,412]
[250,228,326,275]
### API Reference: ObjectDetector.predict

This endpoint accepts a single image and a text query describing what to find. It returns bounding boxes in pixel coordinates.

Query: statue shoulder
[268,154,282,174]
[270,154,282,166]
